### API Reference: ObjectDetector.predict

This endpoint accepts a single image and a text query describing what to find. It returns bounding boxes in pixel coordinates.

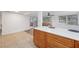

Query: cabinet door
[48,40,67,48]
[33,29,46,48]
[75,41,79,48]
[46,33,74,48]
[47,33,67,48]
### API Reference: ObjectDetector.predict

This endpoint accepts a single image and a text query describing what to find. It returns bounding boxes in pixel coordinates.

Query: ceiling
[8,11,39,16]
[3,11,79,16]
[43,11,79,16]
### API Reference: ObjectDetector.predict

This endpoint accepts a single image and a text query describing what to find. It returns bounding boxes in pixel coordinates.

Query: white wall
[38,11,43,27]
[51,12,79,30]
[2,12,30,35]
[0,13,2,30]
[0,14,2,25]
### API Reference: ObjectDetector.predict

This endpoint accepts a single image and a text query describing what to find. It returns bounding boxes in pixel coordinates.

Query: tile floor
[0,31,36,48]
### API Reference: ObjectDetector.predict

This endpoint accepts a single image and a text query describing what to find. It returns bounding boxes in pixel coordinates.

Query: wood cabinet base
[33,29,79,48]
[74,41,79,48]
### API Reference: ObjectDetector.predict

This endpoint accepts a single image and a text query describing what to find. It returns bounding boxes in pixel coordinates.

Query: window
[67,15,78,25]
[59,16,66,23]
[42,17,51,26]
[30,16,38,27]
[59,14,78,25]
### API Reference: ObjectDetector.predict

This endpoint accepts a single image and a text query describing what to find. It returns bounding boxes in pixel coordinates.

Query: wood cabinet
[74,41,79,48]
[33,29,77,48]
[46,33,74,48]
[33,29,46,48]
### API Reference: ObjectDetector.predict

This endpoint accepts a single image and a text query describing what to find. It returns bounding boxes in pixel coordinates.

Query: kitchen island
[33,26,79,48]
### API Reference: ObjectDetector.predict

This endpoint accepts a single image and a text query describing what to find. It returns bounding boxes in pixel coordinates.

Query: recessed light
[14,11,19,12]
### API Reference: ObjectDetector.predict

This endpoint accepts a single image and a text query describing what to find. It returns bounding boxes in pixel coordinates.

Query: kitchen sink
[68,29,79,33]
[48,26,55,29]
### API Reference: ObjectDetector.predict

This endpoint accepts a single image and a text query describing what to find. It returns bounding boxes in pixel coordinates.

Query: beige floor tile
[0,31,36,48]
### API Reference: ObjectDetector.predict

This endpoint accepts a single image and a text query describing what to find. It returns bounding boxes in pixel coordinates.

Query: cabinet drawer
[58,37,74,48]
[34,39,46,48]
[33,29,45,39]
[75,40,79,48]
[46,33,74,48]
[33,29,46,48]
[48,41,68,48]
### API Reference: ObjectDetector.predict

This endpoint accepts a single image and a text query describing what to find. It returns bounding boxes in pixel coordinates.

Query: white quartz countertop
[34,26,79,41]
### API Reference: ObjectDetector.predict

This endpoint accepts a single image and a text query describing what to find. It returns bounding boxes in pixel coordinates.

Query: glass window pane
[67,15,78,25]
[42,17,51,26]
[59,16,66,23]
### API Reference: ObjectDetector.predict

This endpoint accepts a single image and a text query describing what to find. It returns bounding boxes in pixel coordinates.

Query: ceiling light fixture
[14,11,19,12]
